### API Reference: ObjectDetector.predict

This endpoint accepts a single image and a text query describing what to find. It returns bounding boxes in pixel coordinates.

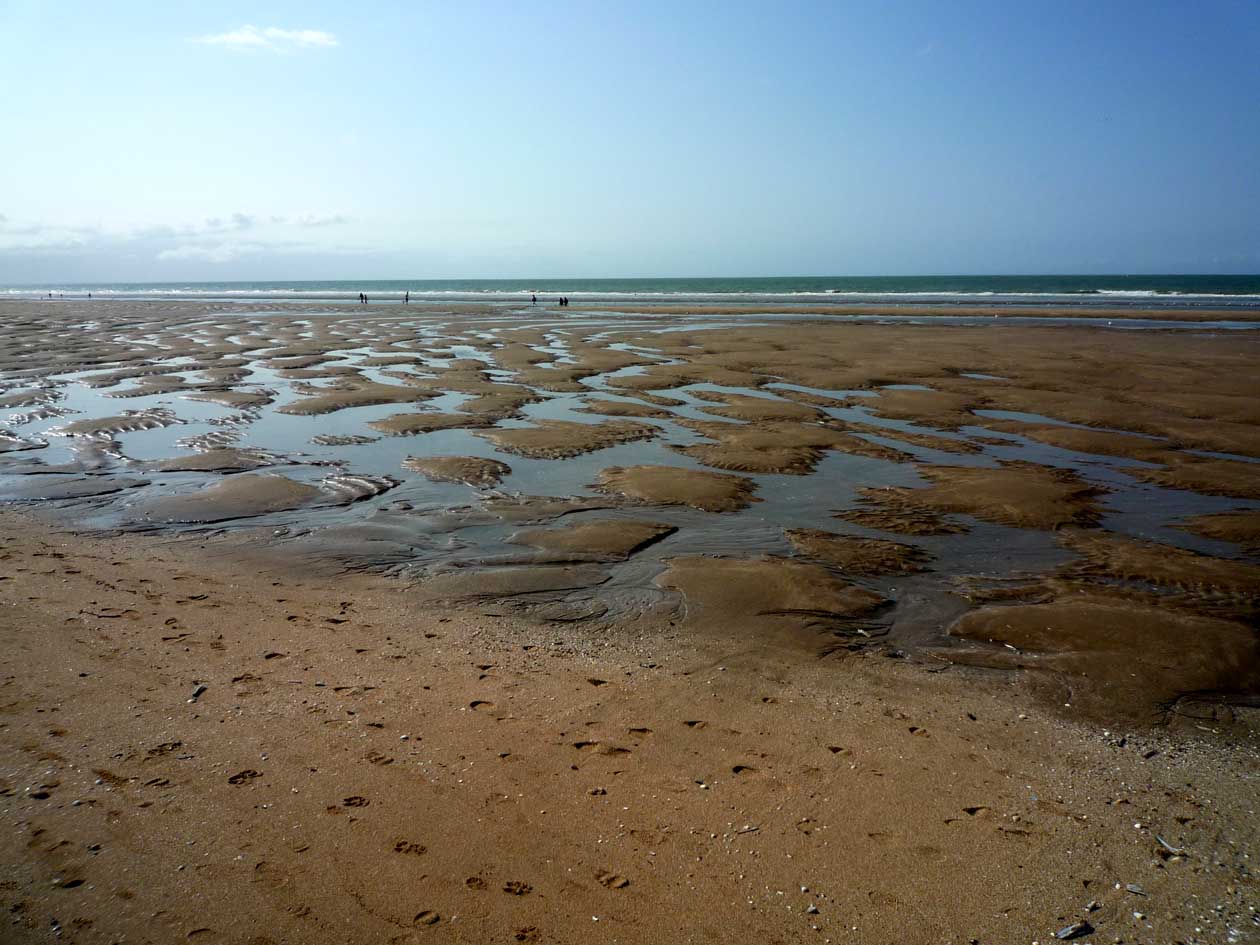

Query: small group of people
[529,294,571,306]
[356,291,415,304]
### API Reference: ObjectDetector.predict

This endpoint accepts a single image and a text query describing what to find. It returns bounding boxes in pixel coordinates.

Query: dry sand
[1,512,1256,945]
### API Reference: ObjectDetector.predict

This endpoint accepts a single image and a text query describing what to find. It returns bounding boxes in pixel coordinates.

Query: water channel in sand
[2,301,1258,722]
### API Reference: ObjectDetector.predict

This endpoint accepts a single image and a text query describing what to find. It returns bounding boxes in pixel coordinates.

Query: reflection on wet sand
[2,299,1258,723]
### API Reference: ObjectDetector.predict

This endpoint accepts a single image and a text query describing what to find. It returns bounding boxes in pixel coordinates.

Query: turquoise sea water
[4,275,1260,309]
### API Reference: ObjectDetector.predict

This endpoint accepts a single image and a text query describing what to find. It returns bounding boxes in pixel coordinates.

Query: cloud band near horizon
[194,25,338,53]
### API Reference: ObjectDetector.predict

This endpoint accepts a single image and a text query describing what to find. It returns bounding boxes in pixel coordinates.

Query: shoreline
[7,297,1260,320]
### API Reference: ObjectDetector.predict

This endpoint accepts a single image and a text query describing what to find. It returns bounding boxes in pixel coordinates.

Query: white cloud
[157,243,253,263]
[203,212,255,231]
[0,215,72,239]
[194,25,338,53]
[0,212,349,250]
[294,213,350,227]
[0,212,361,275]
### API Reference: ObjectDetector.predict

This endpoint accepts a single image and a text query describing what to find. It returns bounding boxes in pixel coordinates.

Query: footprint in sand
[573,741,632,756]
[465,876,487,890]
[393,840,426,855]
[343,795,369,807]
[502,881,532,896]
[413,910,440,926]
[365,751,394,766]
[83,607,140,619]
[596,870,630,889]
[227,769,261,784]
[469,700,507,721]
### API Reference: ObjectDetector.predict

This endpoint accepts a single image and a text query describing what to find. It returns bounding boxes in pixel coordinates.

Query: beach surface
[2,300,1258,943]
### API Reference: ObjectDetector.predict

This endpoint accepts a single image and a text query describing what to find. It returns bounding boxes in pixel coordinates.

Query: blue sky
[1,0,1257,280]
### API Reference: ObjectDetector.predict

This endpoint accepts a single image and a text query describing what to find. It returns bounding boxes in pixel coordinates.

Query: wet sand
[2,299,1259,943]
[577,302,1260,322]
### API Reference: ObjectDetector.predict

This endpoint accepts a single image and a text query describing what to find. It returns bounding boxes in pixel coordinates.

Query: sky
[1,0,1258,282]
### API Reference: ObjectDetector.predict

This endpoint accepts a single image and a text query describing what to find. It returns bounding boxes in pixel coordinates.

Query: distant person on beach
[405,291,410,304]
[531,294,537,305]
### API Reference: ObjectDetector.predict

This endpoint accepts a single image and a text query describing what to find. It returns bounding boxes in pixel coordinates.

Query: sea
[4,275,1260,310]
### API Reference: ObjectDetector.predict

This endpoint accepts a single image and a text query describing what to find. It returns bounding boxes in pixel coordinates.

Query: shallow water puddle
[3,302,1258,718]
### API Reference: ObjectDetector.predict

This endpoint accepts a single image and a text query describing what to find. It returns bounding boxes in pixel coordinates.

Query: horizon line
[4,272,1260,286]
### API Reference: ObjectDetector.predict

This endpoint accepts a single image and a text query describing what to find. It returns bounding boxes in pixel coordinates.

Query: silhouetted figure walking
[405,291,410,304]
